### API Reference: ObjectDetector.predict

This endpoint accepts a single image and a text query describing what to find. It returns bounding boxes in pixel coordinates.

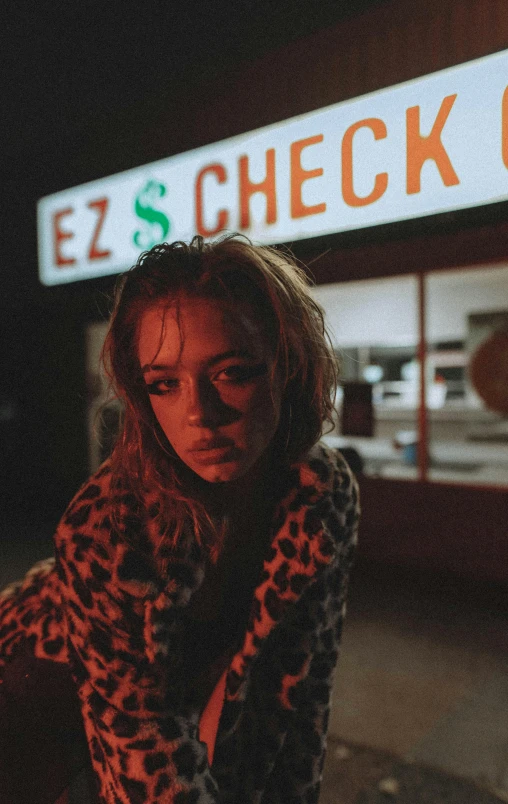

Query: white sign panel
[38,49,508,285]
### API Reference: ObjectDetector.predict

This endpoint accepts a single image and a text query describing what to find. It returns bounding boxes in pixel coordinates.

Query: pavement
[322,739,507,804]
[323,559,508,803]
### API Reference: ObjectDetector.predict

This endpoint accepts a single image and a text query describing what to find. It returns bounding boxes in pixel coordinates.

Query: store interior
[313,262,508,487]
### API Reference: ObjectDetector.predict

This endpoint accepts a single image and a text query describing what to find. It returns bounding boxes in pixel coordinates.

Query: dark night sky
[2,1,385,192]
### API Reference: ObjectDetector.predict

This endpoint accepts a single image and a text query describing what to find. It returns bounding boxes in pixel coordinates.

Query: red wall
[358,476,508,583]
[305,220,508,285]
[170,0,508,155]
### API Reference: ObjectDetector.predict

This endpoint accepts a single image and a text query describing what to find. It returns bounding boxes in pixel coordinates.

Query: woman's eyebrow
[141,349,258,374]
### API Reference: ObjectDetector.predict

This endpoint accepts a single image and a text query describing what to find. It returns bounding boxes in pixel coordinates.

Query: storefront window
[313,264,508,489]
[312,276,420,479]
[426,264,508,487]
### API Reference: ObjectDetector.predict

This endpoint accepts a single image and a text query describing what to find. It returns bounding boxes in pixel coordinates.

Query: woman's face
[138,294,282,484]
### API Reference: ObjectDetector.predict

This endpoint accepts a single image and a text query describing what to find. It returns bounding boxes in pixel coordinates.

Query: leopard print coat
[0,443,359,804]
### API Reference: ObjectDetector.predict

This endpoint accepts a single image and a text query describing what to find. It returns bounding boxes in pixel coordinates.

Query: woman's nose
[186,379,222,426]
[186,379,240,427]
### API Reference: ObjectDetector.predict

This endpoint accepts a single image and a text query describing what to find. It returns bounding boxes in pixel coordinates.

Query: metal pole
[418,272,428,480]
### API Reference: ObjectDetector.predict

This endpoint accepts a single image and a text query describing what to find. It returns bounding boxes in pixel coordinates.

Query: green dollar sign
[133,179,171,249]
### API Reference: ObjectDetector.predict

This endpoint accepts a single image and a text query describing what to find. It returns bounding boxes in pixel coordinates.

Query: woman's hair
[101,233,339,552]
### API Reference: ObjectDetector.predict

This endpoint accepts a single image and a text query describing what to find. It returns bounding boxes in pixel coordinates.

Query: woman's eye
[146,379,179,396]
[215,363,267,383]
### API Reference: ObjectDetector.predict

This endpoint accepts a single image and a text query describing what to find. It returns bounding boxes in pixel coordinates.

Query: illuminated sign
[38,49,508,285]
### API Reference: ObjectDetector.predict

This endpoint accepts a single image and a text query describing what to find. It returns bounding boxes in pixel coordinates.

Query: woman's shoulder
[54,459,161,556]
[54,459,121,546]
[295,441,357,489]
[62,459,115,515]
[296,440,360,520]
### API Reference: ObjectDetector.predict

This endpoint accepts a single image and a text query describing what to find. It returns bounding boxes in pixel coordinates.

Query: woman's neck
[184,449,283,542]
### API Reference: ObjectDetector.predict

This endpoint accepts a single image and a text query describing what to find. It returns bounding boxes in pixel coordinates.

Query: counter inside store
[324,404,508,486]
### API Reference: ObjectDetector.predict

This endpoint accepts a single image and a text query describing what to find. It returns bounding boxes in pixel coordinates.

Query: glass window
[312,275,421,479]
[426,264,508,487]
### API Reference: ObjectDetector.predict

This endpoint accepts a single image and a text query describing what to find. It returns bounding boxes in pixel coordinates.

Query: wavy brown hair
[101,233,339,552]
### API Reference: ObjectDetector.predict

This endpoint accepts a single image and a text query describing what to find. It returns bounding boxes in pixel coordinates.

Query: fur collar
[65,443,352,679]
[106,444,349,672]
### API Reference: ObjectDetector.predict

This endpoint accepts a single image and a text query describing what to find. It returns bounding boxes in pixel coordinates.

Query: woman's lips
[189,444,240,465]
[190,435,234,450]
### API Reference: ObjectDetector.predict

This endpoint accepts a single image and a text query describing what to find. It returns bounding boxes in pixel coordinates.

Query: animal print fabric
[0,443,359,803]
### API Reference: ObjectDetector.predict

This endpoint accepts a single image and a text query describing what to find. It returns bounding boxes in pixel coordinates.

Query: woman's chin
[190,459,247,485]
[180,444,275,487]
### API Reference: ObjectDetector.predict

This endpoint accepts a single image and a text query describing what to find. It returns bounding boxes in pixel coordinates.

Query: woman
[0,234,359,804]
